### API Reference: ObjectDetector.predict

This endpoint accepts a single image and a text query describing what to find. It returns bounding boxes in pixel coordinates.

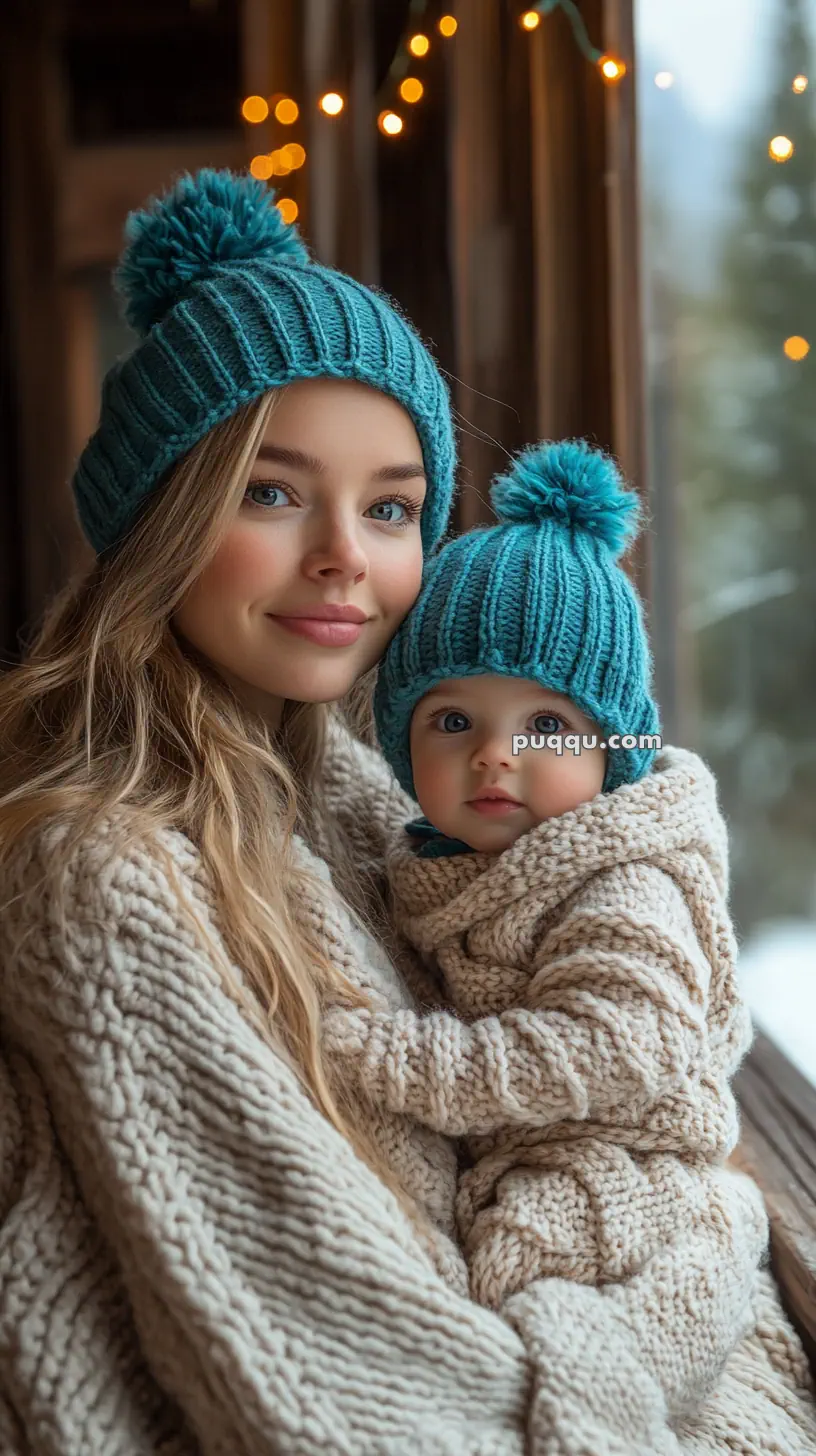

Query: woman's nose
[301,515,368,582]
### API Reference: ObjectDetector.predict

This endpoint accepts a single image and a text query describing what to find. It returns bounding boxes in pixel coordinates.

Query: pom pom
[490,439,640,557]
[115,168,310,336]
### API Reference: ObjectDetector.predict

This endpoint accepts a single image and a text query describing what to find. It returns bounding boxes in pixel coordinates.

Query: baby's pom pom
[490,439,640,557]
[115,168,310,337]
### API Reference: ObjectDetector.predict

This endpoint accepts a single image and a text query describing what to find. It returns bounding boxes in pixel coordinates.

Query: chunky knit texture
[374,440,661,798]
[72,170,457,556]
[325,744,816,1451]
[0,723,811,1455]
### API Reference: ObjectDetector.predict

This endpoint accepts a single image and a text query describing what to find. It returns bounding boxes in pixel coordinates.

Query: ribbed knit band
[374,519,661,800]
[73,257,456,555]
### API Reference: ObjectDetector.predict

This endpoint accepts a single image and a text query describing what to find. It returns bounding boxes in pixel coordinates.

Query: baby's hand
[322,1006,373,1056]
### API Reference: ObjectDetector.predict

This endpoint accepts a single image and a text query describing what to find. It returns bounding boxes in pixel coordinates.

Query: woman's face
[174,379,427,726]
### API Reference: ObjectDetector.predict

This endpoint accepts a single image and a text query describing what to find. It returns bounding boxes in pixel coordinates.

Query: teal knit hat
[72,169,456,555]
[374,439,661,798]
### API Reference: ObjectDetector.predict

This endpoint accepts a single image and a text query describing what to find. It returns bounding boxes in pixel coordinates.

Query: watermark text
[511,732,662,756]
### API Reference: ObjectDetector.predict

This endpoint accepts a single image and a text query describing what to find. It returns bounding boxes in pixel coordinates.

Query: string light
[242,95,269,124]
[378,110,404,136]
[281,143,306,169]
[277,198,299,225]
[599,54,626,84]
[274,97,299,124]
[769,135,794,162]
[654,71,674,89]
[244,0,641,177]
[319,92,344,115]
[784,335,809,360]
[792,75,808,93]
[250,155,274,180]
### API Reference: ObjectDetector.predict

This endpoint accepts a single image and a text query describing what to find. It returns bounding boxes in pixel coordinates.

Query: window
[637,0,816,1084]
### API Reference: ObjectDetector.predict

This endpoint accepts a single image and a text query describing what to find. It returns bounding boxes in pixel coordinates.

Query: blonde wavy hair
[0,390,418,1213]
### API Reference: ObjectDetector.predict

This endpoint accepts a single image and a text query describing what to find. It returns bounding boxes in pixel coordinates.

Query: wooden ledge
[732,1031,816,1373]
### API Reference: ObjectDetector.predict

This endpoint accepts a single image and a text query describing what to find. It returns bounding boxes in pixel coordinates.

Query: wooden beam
[602,0,649,599]
[0,0,84,625]
[342,0,378,284]
[733,1032,816,1374]
[241,0,306,236]
[528,0,650,598]
[528,0,611,448]
[448,0,537,529]
[302,0,378,279]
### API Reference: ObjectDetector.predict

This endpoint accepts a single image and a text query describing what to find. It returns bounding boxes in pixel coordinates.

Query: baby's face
[409,675,607,853]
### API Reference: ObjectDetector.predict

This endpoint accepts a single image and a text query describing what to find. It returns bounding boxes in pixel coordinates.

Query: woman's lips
[268,615,365,646]
[467,798,524,817]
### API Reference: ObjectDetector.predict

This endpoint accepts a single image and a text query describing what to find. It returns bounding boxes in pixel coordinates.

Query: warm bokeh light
[439,15,457,36]
[399,77,424,104]
[520,10,541,30]
[784,335,810,360]
[769,134,795,162]
[599,55,627,83]
[408,33,430,56]
[793,74,809,93]
[319,92,345,116]
[270,149,291,176]
[378,110,404,136]
[274,97,299,125]
[282,142,306,169]
[242,95,269,124]
[250,155,274,181]
[276,198,299,225]
[654,71,674,89]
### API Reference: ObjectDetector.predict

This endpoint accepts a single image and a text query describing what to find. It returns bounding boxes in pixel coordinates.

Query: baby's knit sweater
[325,745,816,1450]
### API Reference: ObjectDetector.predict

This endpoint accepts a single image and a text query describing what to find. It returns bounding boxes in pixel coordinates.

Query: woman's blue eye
[439,711,470,733]
[246,484,290,508]
[367,500,406,523]
[533,713,562,734]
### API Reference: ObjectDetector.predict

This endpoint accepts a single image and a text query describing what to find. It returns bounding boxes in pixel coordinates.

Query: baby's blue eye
[367,500,406,522]
[439,711,470,733]
[533,713,562,734]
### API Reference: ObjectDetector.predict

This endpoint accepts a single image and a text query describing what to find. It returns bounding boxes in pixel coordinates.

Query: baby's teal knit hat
[72,169,456,555]
[374,439,661,798]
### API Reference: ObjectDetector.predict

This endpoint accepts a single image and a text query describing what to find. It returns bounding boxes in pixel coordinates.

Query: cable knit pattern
[0,721,712,1456]
[0,726,811,1453]
[324,744,816,1450]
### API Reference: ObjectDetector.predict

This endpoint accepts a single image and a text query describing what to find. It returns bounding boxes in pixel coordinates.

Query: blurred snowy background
[636,0,816,1080]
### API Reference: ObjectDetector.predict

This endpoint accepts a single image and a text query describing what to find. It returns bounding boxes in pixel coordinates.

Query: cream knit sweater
[324,743,816,1451]
[0,724,807,1455]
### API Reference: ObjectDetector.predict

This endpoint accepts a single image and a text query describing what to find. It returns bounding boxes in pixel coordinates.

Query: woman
[0,170,798,1455]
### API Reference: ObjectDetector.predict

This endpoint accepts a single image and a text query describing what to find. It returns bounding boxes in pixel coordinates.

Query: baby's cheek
[412,744,458,817]
[528,746,605,817]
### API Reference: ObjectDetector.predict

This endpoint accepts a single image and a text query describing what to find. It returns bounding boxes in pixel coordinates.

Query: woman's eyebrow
[371,463,427,482]
[255,444,326,473]
[253,447,425,483]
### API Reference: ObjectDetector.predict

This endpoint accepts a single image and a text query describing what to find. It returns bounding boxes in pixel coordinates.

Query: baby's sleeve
[322,862,715,1137]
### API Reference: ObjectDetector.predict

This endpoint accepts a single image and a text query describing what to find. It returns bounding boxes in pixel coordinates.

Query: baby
[325,440,773,1418]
